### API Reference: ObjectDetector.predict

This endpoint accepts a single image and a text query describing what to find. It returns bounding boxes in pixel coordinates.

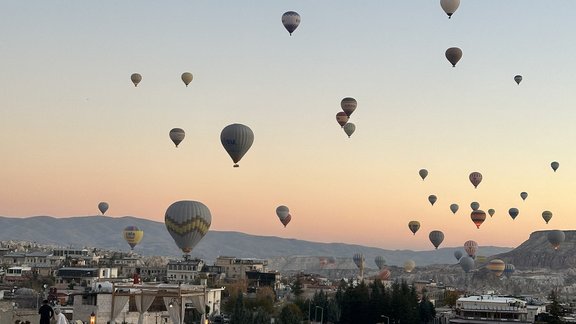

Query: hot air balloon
[488,209,495,217]
[280,214,292,227]
[440,0,460,18]
[548,230,565,250]
[487,259,505,277]
[542,211,553,224]
[470,202,479,211]
[450,203,459,214]
[123,226,144,250]
[464,240,478,259]
[131,73,142,87]
[98,202,109,215]
[276,205,291,227]
[514,75,522,85]
[336,112,349,127]
[509,208,519,220]
[375,256,386,270]
[220,123,254,167]
[454,250,463,261]
[353,253,365,269]
[169,128,185,147]
[471,210,486,229]
[404,260,416,273]
[520,192,528,201]
[164,200,212,255]
[419,169,428,180]
[181,72,193,87]
[282,11,300,35]
[408,221,421,235]
[341,97,357,117]
[551,161,559,172]
[504,263,515,278]
[445,47,462,67]
[428,195,437,206]
[459,256,474,273]
[429,230,445,249]
[377,269,391,281]
[469,172,482,188]
[343,123,356,138]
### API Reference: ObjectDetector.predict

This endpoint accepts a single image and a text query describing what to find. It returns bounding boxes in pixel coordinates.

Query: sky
[2,1,576,251]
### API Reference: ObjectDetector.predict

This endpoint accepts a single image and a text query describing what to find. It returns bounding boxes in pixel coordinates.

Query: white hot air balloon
[440,0,460,18]
[220,124,254,167]
[164,200,212,255]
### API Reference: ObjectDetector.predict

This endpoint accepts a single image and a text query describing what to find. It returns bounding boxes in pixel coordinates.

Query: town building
[450,295,545,323]
[214,256,267,281]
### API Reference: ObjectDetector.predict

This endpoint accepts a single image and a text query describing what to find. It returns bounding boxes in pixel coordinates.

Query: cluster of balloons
[336,97,357,138]
[130,72,193,87]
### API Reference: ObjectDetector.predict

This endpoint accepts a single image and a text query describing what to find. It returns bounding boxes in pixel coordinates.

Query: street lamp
[314,306,324,324]
[381,315,390,324]
[90,312,96,324]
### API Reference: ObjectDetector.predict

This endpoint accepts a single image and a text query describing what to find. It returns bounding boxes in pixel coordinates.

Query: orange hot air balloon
[487,259,505,277]
[470,210,486,229]
[377,269,391,281]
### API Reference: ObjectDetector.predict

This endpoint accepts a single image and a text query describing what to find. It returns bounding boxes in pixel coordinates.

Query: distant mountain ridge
[0,216,512,267]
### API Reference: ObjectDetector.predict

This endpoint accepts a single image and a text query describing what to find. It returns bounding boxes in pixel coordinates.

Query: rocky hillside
[494,230,576,270]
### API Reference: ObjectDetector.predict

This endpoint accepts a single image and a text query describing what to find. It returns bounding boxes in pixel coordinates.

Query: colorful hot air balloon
[408,221,421,235]
[169,128,185,147]
[450,203,459,214]
[377,269,391,281]
[419,169,428,180]
[164,200,212,255]
[445,47,462,67]
[454,250,463,261]
[459,256,474,273]
[547,230,565,250]
[487,259,505,277]
[220,123,254,167]
[464,240,478,259]
[509,208,519,220]
[440,0,460,18]
[551,161,559,172]
[341,97,357,117]
[504,263,515,278]
[343,123,356,138]
[429,230,445,249]
[404,260,416,273]
[542,211,553,224]
[181,72,193,87]
[470,202,480,211]
[374,256,386,270]
[98,202,109,215]
[469,172,482,188]
[131,73,142,87]
[428,195,437,206]
[281,11,300,35]
[470,210,486,229]
[276,205,291,227]
[488,209,495,217]
[514,75,522,85]
[520,192,528,201]
[336,112,349,127]
[123,226,144,250]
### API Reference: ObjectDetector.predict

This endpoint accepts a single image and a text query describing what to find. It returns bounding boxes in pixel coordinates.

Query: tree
[278,303,303,324]
[419,295,436,324]
[291,276,304,298]
[230,293,251,324]
[444,291,459,309]
[548,289,564,323]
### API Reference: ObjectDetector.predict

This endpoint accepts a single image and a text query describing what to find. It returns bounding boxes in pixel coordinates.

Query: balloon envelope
[336,112,349,127]
[459,256,474,273]
[353,253,365,269]
[377,269,391,281]
[181,72,193,87]
[98,202,109,215]
[504,263,515,278]
[220,123,254,167]
[454,250,463,261]
[131,73,142,87]
[164,200,212,254]
[471,210,486,229]
[551,161,559,172]
[341,97,357,117]
[419,169,428,180]
[548,230,565,250]
[487,259,506,277]
[470,202,480,211]
[450,203,459,214]
[343,123,356,138]
[123,226,144,249]
[169,128,185,147]
[276,206,291,227]
[469,172,482,188]
[520,192,528,201]
[440,0,460,18]
[282,11,301,35]
[408,221,421,235]
[428,195,437,206]
[429,230,445,249]
[375,256,386,270]
[514,75,522,85]
[542,211,553,224]
[404,260,416,273]
[488,209,495,217]
[509,208,519,220]
[464,240,478,258]
[445,47,462,67]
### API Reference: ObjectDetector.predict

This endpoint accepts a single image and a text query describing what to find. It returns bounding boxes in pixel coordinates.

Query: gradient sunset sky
[1,1,576,251]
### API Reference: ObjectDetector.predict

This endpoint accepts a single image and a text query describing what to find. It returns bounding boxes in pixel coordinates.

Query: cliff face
[495,230,576,270]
